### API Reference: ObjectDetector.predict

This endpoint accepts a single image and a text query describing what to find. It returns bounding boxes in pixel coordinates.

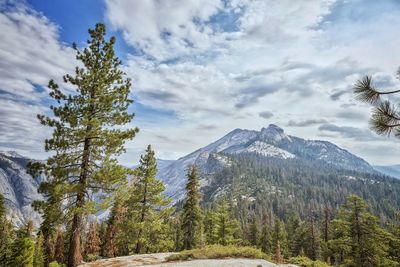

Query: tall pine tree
[54,228,65,265]
[272,218,288,259]
[0,194,14,267]
[34,232,45,267]
[181,166,202,250]
[102,199,125,257]
[122,145,172,254]
[84,221,101,260]
[215,200,239,246]
[11,221,35,267]
[329,195,391,266]
[32,23,138,267]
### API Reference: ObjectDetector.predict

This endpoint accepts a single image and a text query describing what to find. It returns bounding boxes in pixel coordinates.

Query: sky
[1,0,400,166]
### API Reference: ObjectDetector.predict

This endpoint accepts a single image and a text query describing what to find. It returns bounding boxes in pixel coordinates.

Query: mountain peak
[262,124,284,133]
[260,124,289,142]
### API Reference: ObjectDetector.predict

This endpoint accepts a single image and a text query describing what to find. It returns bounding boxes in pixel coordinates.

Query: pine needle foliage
[181,166,202,250]
[354,67,400,138]
[122,145,173,254]
[30,23,138,267]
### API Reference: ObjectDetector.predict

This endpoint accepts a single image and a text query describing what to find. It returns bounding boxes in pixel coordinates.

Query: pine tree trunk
[135,181,148,254]
[68,136,91,267]
[68,195,84,267]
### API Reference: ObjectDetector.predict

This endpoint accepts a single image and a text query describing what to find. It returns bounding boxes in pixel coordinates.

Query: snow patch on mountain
[226,141,295,159]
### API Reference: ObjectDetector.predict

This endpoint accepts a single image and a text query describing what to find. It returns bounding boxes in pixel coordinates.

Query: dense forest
[1,147,400,266]
[1,23,399,267]
[202,154,400,222]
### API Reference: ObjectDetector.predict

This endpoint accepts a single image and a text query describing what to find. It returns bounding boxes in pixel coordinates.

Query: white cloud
[0,2,76,158]
[1,0,400,166]
[105,0,400,165]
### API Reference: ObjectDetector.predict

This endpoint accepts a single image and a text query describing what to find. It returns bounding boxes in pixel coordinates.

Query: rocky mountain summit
[156,124,375,202]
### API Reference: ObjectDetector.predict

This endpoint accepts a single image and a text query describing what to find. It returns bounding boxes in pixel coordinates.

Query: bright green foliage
[166,245,271,262]
[49,261,64,267]
[181,166,202,250]
[11,221,35,267]
[329,195,391,266]
[0,194,14,267]
[122,145,173,254]
[203,209,219,245]
[289,256,330,267]
[215,201,240,246]
[32,23,138,266]
[34,232,45,267]
[272,218,289,258]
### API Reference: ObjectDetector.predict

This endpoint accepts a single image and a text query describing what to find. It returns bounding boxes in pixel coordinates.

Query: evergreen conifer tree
[215,200,239,246]
[122,145,173,254]
[329,195,391,266]
[84,221,101,260]
[286,212,300,256]
[181,166,202,250]
[387,212,400,264]
[102,200,124,257]
[0,194,14,267]
[31,23,138,267]
[203,209,218,245]
[44,235,55,267]
[54,229,65,265]
[260,224,272,254]
[249,214,259,247]
[275,240,283,264]
[11,221,35,267]
[272,219,288,258]
[34,232,45,267]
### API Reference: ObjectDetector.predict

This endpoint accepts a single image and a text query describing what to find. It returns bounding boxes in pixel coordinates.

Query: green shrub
[49,261,66,267]
[289,256,330,267]
[86,253,102,262]
[166,245,271,262]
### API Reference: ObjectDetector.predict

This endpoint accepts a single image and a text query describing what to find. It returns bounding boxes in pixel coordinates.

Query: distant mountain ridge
[156,124,376,202]
[1,124,396,225]
[374,165,400,179]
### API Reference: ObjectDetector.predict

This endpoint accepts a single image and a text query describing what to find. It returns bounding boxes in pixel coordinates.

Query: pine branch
[354,76,400,104]
[370,101,400,136]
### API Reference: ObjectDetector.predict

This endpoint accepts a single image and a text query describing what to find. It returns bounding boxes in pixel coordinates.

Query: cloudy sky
[1,0,400,165]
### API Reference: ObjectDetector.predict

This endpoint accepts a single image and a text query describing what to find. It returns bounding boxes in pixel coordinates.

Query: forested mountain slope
[156,124,378,203]
[201,154,400,221]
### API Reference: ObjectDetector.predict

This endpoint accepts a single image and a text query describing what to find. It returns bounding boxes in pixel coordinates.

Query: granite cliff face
[0,151,44,226]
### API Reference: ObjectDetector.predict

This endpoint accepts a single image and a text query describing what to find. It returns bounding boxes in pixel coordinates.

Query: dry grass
[166,245,272,262]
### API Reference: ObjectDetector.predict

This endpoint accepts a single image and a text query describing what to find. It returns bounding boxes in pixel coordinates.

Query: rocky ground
[78,253,299,267]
